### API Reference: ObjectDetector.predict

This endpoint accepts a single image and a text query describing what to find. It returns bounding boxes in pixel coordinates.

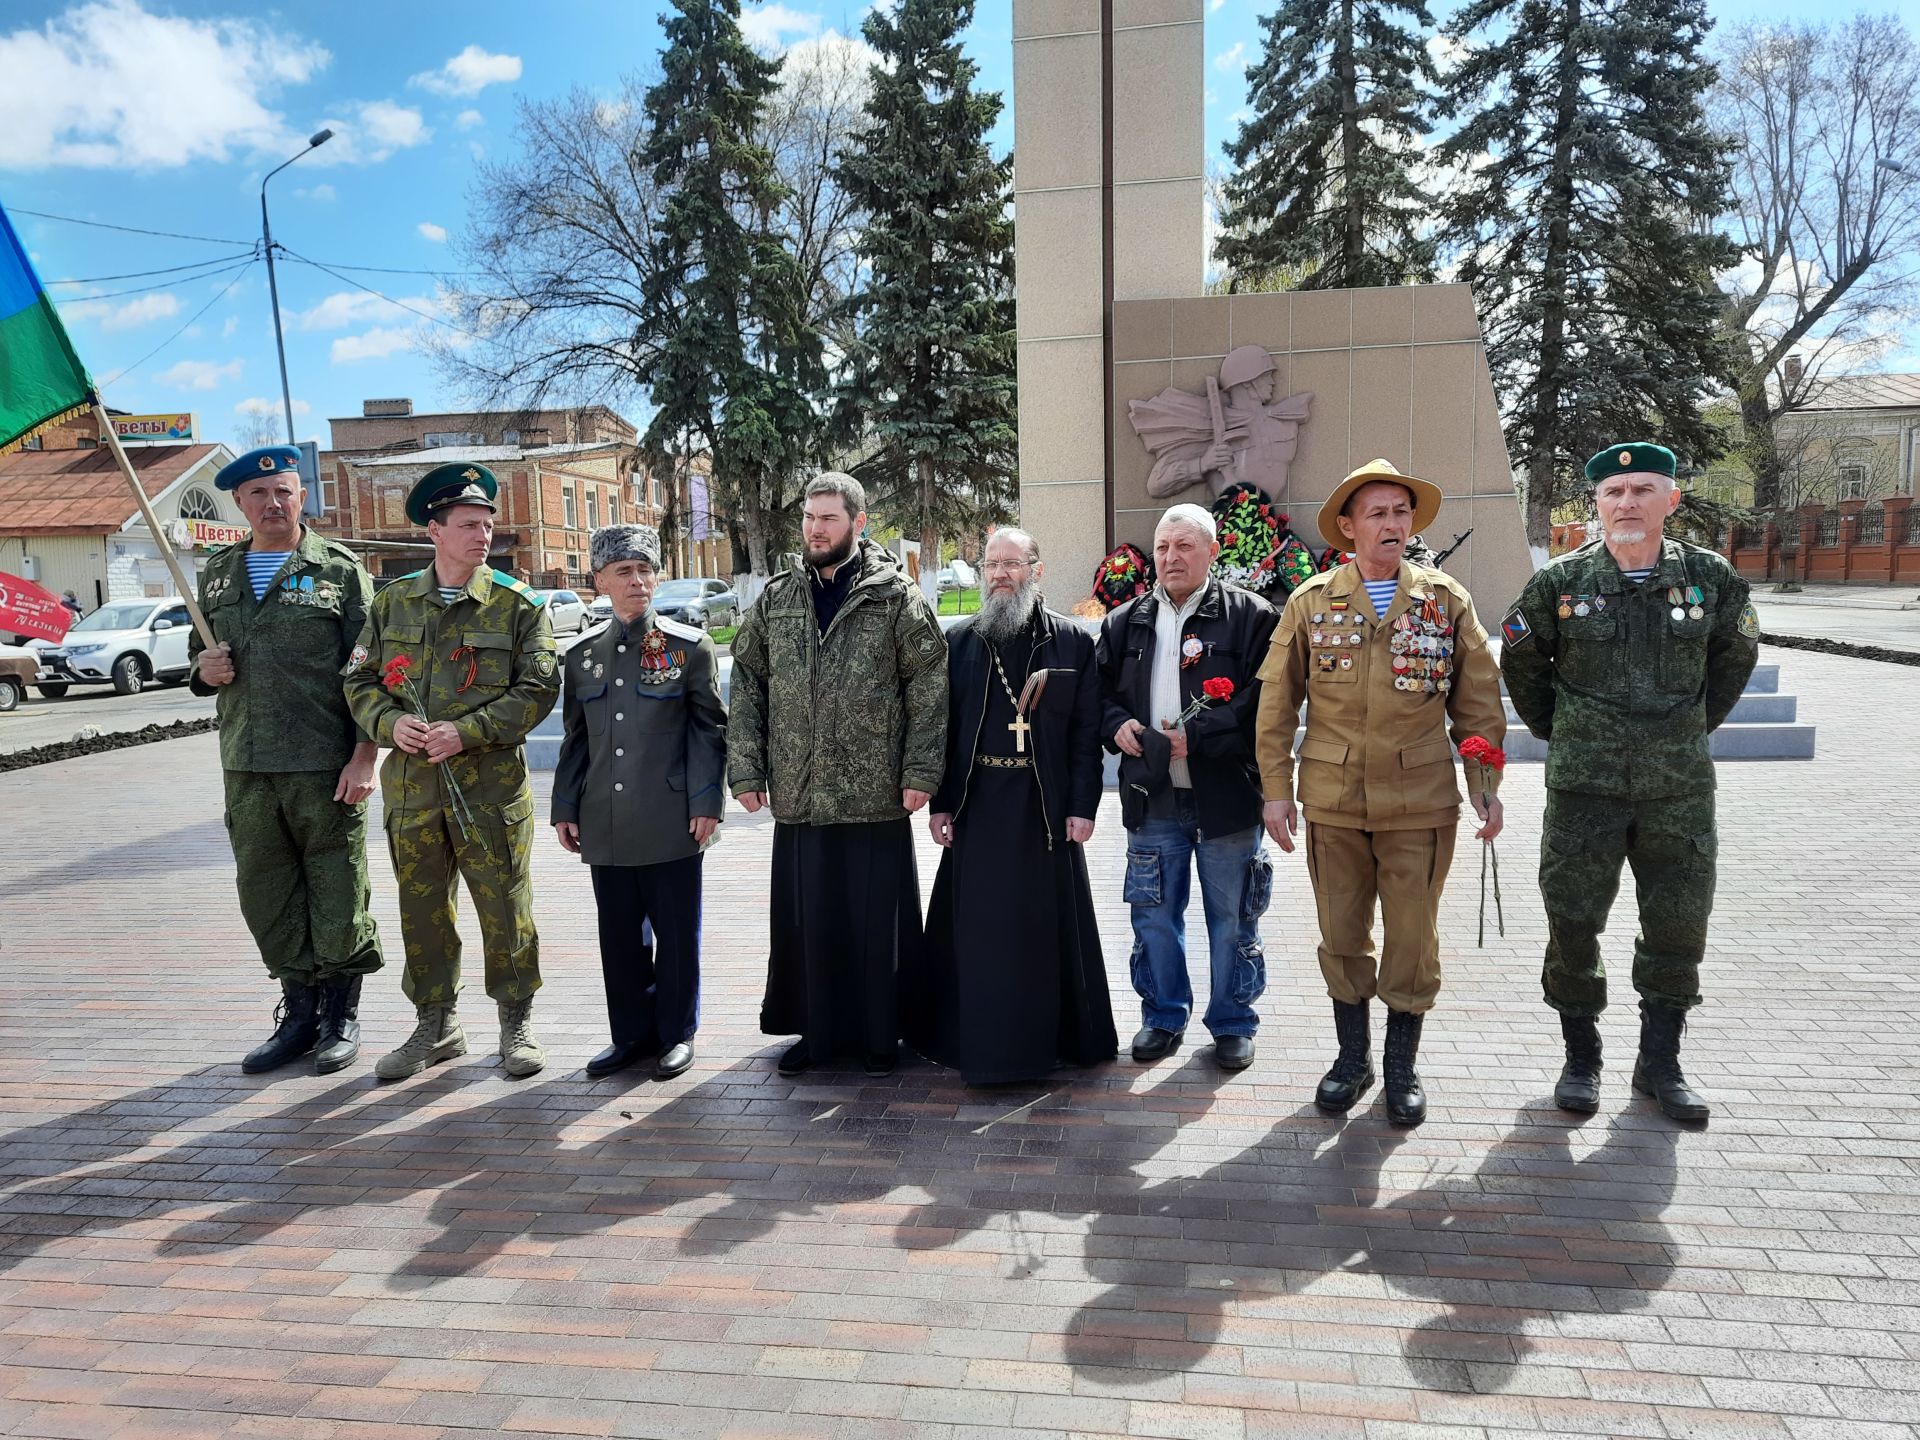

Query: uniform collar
[407,563,495,604]
[1591,536,1685,592]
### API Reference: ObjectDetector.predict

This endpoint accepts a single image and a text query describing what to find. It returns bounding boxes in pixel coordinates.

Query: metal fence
[1814,514,1840,547]
[1856,509,1885,545]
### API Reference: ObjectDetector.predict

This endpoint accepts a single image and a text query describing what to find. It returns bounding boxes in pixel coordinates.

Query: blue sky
[3,0,1915,453]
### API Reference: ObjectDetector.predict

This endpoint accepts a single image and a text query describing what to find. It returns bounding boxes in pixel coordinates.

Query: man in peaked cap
[343,462,561,1082]
[551,523,726,1081]
[192,444,385,1074]
[1502,442,1759,1123]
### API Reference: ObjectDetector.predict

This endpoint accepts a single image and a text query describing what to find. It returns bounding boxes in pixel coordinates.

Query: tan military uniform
[1255,561,1505,1012]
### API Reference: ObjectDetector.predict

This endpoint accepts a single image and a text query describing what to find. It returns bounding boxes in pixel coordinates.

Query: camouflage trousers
[1539,787,1717,1017]
[223,769,383,984]
[383,790,541,1006]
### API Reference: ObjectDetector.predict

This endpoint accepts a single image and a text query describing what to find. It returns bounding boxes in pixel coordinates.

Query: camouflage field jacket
[726,538,948,825]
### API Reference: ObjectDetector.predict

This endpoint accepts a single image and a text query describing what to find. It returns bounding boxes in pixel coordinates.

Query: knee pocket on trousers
[1241,850,1273,922]
[1230,941,1267,1006]
[1124,848,1162,907]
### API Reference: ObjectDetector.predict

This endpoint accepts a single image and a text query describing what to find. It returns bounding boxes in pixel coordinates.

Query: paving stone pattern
[2,642,1917,1440]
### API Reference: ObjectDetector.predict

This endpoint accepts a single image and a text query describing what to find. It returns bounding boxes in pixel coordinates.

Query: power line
[10,206,251,247]
[280,248,484,339]
[290,255,486,278]
[54,258,259,305]
[45,250,258,285]
[95,260,258,392]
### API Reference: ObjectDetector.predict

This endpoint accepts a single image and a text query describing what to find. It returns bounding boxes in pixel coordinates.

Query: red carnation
[1458,735,1489,761]
[1202,677,1235,702]
[381,654,414,694]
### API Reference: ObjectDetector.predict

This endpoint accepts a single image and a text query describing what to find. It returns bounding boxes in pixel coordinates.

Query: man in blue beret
[191,444,385,1074]
[342,462,561,1081]
[1501,442,1759,1122]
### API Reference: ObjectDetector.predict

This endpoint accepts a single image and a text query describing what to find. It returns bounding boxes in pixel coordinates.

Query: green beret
[1584,442,1677,485]
[407,462,499,525]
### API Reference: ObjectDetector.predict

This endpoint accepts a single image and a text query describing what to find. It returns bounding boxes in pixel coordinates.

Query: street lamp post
[260,128,333,447]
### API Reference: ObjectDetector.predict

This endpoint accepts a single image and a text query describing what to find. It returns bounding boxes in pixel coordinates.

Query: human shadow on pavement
[0,819,229,902]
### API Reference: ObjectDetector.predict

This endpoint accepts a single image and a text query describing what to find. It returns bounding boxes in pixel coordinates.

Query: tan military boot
[375,1003,465,1081]
[498,998,545,1078]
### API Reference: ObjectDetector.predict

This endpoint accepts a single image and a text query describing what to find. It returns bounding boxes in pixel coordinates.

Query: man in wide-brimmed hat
[1253,459,1506,1125]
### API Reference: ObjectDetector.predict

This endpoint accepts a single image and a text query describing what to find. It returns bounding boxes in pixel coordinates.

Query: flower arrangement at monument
[1087,542,1153,614]
[381,654,488,857]
[1458,735,1506,946]
[1208,482,1336,601]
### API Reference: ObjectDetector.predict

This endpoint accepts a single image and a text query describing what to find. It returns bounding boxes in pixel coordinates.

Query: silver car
[534,588,587,636]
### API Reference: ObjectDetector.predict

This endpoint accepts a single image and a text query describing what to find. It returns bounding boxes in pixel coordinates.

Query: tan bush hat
[1316,458,1443,549]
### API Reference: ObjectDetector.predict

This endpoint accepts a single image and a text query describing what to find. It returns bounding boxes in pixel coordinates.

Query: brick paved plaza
[2,642,1917,1440]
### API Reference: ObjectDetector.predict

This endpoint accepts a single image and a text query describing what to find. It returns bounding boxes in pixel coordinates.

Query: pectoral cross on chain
[1007,713,1031,754]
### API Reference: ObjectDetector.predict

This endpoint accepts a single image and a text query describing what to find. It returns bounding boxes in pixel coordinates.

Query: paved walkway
[3,641,1917,1440]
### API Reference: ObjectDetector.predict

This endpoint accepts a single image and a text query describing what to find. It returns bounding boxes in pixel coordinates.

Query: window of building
[587,489,599,530]
[563,485,577,528]
[319,471,337,513]
[607,487,619,522]
[177,487,220,520]
[423,430,484,448]
[1838,462,1870,501]
[503,430,520,447]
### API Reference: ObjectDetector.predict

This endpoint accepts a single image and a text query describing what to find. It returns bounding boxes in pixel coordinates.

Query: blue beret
[407,463,499,525]
[1584,442,1677,484]
[216,445,303,491]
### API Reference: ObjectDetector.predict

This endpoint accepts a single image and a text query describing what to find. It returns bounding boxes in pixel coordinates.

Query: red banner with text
[0,571,72,643]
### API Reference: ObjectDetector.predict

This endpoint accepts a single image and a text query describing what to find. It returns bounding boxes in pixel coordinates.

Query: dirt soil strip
[1761,632,1920,667]
[0,718,219,774]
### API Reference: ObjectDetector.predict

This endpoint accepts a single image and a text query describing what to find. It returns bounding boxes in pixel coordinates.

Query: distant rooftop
[347,441,628,468]
[1788,372,1920,412]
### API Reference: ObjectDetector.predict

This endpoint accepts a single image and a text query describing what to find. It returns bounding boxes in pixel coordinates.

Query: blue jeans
[1123,792,1272,1038]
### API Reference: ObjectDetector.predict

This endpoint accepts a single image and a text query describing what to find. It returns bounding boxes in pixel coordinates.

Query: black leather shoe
[587,1041,650,1078]
[242,980,320,1074]
[1130,1026,1183,1062]
[1554,1013,1603,1113]
[1316,1000,1374,1112]
[1214,1035,1255,1071]
[777,1041,812,1076]
[312,975,363,1075]
[1632,1001,1709,1122]
[655,1042,694,1080]
[1383,1008,1427,1127]
[864,1049,898,1077]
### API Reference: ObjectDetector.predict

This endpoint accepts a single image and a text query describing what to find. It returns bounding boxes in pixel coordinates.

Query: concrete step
[1498,662,1779,695]
[1503,692,1798,725]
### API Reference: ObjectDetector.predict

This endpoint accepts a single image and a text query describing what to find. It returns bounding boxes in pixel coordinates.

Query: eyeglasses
[981,560,1031,574]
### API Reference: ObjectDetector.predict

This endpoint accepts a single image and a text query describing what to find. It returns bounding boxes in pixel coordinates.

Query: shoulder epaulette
[656,614,706,643]
[490,569,543,605]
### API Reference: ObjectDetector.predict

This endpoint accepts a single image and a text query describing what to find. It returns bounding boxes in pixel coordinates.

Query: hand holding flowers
[1458,736,1507,945]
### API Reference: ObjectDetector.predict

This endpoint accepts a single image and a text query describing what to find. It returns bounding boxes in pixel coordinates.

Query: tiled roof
[0,444,221,534]
[347,441,625,467]
[1790,372,1920,411]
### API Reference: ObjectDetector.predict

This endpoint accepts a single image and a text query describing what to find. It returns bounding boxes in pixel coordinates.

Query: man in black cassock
[910,528,1118,1084]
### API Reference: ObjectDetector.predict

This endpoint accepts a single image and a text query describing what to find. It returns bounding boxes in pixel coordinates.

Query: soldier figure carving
[1128,344,1312,501]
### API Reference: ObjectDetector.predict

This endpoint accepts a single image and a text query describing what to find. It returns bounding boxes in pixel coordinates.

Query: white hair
[1156,503,1216,543]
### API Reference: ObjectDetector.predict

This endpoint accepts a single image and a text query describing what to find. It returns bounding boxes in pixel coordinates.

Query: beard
[1603,526,1649,546]
[807,532,857,572]
[975,574,1041,645]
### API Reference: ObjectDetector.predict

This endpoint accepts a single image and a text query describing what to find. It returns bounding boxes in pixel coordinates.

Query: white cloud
[294,182,335,201]
[411,45,522,97]
[236,395,309,418]
[59,290,183,330]
[331,326,416,363]
[469,141,486,161]
[1209,0,1227,10]
[418,221,448,243]
[740,3,823,51]
[156,358,243,391]
[0,0,328,169]
[454,108,484,130]
[358,99,428,150]
[1213,42,1246,75]
[295,289,449,332]
[221,315,240,339]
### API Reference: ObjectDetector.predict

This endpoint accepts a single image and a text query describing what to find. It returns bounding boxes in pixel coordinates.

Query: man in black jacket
[1096,504,1279,1070]
[910,529,1117,1084]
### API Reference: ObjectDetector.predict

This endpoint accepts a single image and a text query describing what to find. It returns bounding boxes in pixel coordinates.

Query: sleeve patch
[532,650,558,678]
[1501,610,1533,647]
[1736,602,1759,639]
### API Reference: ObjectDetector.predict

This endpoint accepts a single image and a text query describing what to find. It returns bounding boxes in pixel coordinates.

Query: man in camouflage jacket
[1502,442,1759,1122]
[343,463,560,1081]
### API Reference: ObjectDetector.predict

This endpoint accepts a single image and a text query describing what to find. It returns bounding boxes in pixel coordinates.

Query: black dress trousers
[589,853,702,1051]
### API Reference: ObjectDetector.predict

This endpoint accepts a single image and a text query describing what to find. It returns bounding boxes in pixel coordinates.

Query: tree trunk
[1337,0,1363,285]
[1741,385,1784,514]
[1524,0,1582,553]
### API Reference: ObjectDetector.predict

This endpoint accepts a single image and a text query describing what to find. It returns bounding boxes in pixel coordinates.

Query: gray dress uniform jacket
[550,611,728,868]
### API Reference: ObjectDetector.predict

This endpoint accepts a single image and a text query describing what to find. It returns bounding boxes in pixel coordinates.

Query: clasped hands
[392,713,466,764]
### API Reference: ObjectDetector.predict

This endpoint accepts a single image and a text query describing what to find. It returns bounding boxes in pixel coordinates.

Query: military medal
[1574,600,1590,617]
[1339,655,1353,670]
[1557,594,1573,619]
[1686,585,1705,620]
[1317,653,1335,673]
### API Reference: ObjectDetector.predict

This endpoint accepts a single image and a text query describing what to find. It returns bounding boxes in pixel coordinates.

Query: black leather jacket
[1096,577,1278,834]
[932,607,1103,842]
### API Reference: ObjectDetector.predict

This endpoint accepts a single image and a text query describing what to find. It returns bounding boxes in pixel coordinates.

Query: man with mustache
[1502,443,1758,1122]
[908,528,1116,1085]
[1254,460,1506,1126]
[728,472,948,1076]
[190,445,384,1075]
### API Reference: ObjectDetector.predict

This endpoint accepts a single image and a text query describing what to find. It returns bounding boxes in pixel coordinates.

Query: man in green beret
[1501,442,1759,1122]
[343,463,561,1080]
[192,444,384,1074]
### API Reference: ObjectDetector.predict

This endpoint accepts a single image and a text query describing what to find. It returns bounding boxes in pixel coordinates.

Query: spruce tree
[639,0,825,578]
[1436,0,1736,547]
[834,0,1017,591]
[1217,0,1438,291]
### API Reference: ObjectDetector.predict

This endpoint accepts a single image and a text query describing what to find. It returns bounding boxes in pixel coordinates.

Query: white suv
[31,597,195,697]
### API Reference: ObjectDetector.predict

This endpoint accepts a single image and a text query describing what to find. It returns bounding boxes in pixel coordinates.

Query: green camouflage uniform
[343,567,560,1005]
[1500,537,1759,1016]
[189,527,383,984]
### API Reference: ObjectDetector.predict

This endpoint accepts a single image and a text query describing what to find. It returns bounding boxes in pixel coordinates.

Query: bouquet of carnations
[1458,735,1506,945]
[382,654,489,858]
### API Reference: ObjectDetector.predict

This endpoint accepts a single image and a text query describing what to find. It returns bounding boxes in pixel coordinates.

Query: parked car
[652,578,740,630]
[534,588,587,636]
[583,592,614,628]
[28,597,195,698]
[936,567,959,592]
[0,643,36,712]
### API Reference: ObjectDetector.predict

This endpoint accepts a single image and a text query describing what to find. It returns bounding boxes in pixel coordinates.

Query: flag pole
[90,397,217,649]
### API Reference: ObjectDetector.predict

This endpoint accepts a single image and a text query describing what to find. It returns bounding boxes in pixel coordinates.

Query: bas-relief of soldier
[1128,344,1313,503]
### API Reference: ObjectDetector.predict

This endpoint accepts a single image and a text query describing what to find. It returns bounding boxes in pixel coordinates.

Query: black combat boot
[241,979,320,1074]
[313,975,364,1075]
[1554,1013,1603,1113]
[1315,1001,1374,1112]
[1382,1009,1427,1127]
[1632,1001,1709,1122]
